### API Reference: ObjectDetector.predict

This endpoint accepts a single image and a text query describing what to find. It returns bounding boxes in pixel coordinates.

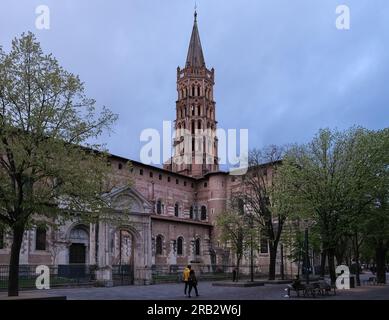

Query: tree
[281,129,355,283]
[216,197,256,281]
[236,146,294,280]
[281,127,389,284]
[0,32,118,296]
[360,129,389,284]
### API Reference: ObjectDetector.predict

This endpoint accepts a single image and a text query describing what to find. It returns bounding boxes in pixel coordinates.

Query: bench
[315,281,337,296]
[285,283,309,298]
[363,277,377,286]
[285,281,336,298]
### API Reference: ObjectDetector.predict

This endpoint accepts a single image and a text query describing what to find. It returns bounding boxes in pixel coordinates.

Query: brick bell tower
[165,10,219,178]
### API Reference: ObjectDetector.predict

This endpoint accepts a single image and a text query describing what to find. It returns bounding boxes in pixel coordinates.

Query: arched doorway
[111,228,135,285]
[69,226,89,264]
[60,225,89,280]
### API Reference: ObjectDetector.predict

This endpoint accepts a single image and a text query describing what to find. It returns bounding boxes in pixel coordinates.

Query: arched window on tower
[198,120,202,130]
[156,200,163,215]
[177,237,183,255]
[238,198,244,215]
[195,238,200,255]
[192,86,195,97]
[0,228,4,249]
[174,202,179,217]
[201,206,207,221]
[197,86,200,96]
[190,206,194,219]
[197,105,200,116]
[156,235,163,255]
[191,105,195,116]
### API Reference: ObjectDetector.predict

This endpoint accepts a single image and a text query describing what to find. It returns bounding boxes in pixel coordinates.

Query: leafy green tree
[281,127,388,284]
[360,128,389,283]
[236,146,295,280]
[281,128,360,283]
[0,32,118,296]
[216,197,257,281]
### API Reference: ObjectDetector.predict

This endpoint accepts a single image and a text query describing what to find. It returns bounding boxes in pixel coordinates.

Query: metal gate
[112,264,134,286]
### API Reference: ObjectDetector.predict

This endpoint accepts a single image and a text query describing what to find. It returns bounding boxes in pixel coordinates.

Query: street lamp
[301,219,315,284]
[304,227,310,284]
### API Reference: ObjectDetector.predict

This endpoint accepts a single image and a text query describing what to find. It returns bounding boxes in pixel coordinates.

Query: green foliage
[280,126,388,279]
[216,199,258,264]
[0,32,119,233]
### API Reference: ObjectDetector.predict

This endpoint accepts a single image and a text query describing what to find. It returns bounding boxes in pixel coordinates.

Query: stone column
[190,239,195,262]
[89,223,96,265]
[202,236,212,265]
[19,231,29,265]
[96,221,112,286]
[167,240,177,265]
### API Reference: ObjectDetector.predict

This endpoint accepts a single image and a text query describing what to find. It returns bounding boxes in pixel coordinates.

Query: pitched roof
[186,11,205,68]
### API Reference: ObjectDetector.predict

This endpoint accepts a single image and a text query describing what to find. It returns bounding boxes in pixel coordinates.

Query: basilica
[0,12,293,285]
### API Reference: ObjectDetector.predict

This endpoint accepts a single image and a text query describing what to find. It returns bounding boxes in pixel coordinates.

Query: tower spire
[186,8,205,68]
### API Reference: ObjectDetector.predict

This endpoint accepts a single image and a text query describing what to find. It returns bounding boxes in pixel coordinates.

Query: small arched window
[195,238,200,255]
[201,206,207,221]
[0,228,5,249]
[177,237,183,255]
[156,235,163,255]
[35,227,47,251]
[238,198,244,215]
[174,203,179,217]
[190,206,194,219]
[156,200,162,215]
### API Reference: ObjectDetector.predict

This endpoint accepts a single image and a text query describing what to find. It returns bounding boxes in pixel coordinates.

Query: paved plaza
[2,273,388,300]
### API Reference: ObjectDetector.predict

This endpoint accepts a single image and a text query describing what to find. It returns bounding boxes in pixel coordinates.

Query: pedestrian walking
[183,265,191,296]
[232,268,238,282]
[188,269,199,298]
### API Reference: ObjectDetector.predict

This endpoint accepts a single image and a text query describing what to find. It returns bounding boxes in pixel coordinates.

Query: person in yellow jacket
[183,265,191,296]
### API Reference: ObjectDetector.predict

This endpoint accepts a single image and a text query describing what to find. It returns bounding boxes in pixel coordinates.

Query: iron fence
[150,263,294,284]
[0,264,97,291]
[112,264,134,286]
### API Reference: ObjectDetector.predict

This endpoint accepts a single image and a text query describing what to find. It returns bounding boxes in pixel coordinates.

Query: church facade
[0,12,294,285]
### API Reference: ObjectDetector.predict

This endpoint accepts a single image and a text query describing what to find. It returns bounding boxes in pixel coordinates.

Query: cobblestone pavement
[6,281,388,300]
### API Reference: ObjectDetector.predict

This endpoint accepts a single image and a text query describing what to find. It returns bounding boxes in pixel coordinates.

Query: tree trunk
[375,244,387,284]
[280,244,284,280]
[320,249,327,277]
[268,245,277,280]
[236,256,241,282]
[354,234,361,286]
[8,225,25,296]
[327,248,336,285]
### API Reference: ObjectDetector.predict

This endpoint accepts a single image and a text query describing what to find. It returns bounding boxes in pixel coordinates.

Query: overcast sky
[1,0,388,165]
